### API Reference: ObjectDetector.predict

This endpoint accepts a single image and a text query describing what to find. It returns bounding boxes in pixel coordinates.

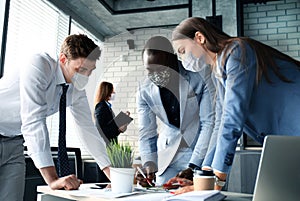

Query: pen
[136,166,153,187]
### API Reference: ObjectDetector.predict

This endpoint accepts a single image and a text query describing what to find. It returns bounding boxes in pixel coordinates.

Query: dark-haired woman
[171,17,300,191]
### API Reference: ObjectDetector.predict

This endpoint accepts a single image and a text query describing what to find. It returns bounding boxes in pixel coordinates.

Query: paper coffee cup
[193,175,215,191]
[193,170,215,191]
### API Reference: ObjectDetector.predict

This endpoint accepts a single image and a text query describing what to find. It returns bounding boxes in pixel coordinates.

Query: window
[4,0,68,76]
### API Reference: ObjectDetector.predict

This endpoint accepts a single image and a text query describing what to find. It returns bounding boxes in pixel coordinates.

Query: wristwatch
[215,176,226,187]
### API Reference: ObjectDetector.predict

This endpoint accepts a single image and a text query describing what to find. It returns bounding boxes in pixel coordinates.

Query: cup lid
[194,169,215,176]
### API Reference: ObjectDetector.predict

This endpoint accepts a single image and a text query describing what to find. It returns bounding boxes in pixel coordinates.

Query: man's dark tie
[57,84,70,177]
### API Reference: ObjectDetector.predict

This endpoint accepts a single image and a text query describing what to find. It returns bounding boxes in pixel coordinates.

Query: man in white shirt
[0,34,111,201]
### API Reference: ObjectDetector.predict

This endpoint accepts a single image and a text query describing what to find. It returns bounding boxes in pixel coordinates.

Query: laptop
[252,135,300,201]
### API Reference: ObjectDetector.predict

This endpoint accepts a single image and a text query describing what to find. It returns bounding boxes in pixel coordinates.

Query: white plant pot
[110,167,135,194]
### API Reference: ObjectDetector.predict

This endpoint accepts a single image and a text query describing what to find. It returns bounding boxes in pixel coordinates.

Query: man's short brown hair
[60,34,101,60]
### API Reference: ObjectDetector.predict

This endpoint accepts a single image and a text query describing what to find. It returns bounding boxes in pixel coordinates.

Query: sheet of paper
[163,190,226,201]
[52,184,174,200]
[118,192,173,201]
[57,184,140,199]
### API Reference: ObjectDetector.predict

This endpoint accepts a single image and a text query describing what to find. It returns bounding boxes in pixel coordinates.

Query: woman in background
[94,81,128,144]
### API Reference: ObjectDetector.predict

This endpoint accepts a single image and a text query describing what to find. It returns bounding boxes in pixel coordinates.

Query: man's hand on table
[49,174,83,190]
[39,166,83,190]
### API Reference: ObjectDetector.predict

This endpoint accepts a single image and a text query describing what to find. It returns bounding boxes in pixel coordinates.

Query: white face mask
[182,52,207,72]
[71,72,89,91]
[110,93,116,101]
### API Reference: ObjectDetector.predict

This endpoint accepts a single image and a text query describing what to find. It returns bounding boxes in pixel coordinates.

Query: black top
[94,101,120,144]
[158,60,181,128]
[159,87,180,128]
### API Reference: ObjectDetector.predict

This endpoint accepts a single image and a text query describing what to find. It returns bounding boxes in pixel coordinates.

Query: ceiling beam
[98,0,189,15]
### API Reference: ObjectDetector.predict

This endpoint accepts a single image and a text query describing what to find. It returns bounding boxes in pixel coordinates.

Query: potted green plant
[106,140,135,193]
[106,140,133,168]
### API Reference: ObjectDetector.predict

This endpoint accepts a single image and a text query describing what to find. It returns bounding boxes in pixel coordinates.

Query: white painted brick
[128,82,138,87]
[106,37,123,42]
[278,38,298,45]
[106,77,121,83]
[249,12,267,18]
[278,26,297,33]
[101,72,113,77]
[106,46,122,52]
[102,51,114,57]
[258,16,276,23]
[258,5,276,12]
[127,55,137,61]
[275,45,288,52]
[251,35,268,41]
[244,5,257,13]
[249,23,267,30]
[267,10,286,16]
[287,0,300,3]
[120,87,136,92]
[287,32,300,39]
[277,2,296,10]
[278,15,297,21]
[114,61,129,67]
[121,46,130,51]
[244,18,258,24]
[244,30,259,36]
[121,76,137,82]
[103,42,115,47]
[268,21,286,28]
[287,20,300,26]
[286,51,300,57]
[114,41,127,47]
[114,72,130,77]
[268,33,287,40]
[127,51,143,57]
[122,66,136,72]
[259,28,277,35]
[129,61,143,66]
[106,67,122,72]
[289,44,300,51]
[263,40,279,46]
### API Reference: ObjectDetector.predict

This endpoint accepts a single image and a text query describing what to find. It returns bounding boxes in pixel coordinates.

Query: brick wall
[93,28,172,157]
[243,0,300,60]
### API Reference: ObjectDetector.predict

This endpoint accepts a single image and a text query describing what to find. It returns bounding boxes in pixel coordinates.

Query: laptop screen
[253,135,300,201]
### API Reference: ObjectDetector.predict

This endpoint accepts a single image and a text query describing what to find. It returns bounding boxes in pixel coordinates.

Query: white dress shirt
[0,52,110,169]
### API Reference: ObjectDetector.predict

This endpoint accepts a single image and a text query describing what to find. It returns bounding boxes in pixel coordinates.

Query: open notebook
[253,135,300,201]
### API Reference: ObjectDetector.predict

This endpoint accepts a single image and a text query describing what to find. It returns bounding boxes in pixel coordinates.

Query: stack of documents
[163,190,226,201]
